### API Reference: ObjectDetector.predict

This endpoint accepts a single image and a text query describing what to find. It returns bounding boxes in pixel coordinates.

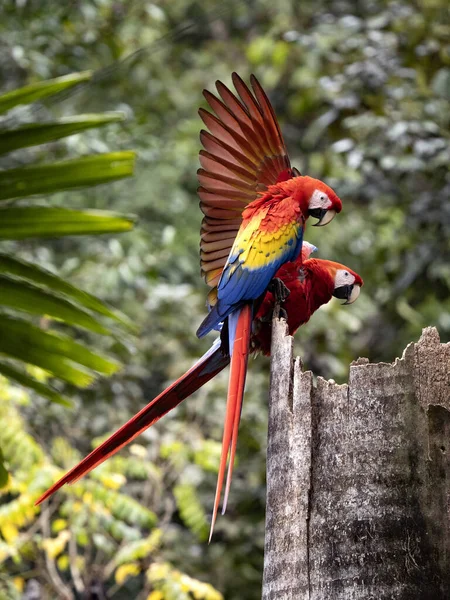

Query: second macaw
[35,246,363,540]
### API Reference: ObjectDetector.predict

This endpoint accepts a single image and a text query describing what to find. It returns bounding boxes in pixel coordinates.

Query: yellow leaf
[1,522,19,543]
[13,577,24,592]
[57,555,70,571]
[52,518,67,533]
[26,365,48,383]
[82,491,94,505]
[147,562,171,583]
[130,444,147,458]
[42,531,70,559]
[146,592,164,600]
[115,563,140,585]
[99,472,126,490]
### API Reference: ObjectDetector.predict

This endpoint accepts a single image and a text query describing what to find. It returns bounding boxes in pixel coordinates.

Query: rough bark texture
[262,322,450,600]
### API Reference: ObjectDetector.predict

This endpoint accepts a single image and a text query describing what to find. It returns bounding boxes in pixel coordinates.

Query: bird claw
[268,278,290,303]
[274,305,288,321]
[260,305,288,323]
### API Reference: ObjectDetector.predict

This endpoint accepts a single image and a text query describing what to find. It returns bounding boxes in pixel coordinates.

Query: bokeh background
[0,0,449,598]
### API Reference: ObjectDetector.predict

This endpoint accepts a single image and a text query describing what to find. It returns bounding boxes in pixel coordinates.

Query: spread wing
[198,73,299,291]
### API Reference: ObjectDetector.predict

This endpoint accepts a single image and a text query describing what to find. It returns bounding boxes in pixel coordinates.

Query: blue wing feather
[197,229,303,338]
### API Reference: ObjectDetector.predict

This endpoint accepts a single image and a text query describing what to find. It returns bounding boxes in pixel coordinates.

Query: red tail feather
[36,344,229,506]
[209,304,252,541]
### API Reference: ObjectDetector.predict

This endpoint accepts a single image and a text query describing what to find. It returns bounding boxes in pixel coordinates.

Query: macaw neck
[304,259,335,312]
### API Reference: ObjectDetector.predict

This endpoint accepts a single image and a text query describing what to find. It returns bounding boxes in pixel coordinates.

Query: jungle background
[0,0,448,598]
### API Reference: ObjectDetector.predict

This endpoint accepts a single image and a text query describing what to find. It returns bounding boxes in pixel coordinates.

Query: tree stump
[262,321,450,600]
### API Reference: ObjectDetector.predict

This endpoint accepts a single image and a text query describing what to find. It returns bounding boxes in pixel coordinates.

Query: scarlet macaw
[35,249,363,541]
[195,74,343,535]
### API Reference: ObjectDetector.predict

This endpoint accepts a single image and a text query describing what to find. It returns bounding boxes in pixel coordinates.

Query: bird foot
[260,305,288,323]
[268,277,290,303]
[273,305,288,321]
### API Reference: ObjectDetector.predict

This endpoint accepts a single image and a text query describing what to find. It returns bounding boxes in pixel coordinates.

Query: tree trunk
[262,320,450,600]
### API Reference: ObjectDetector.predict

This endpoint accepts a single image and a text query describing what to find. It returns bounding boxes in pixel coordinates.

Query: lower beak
[344,284,361,305]
[333,284,361,305]
[313,208,336,227]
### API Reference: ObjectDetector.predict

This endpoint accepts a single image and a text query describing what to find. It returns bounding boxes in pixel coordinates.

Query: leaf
[0,339,94,387]
[0,319,96,387]
[0,71,92,114]
[0,152,136,201]
[0,361,70,406]
[42,531,70,560]
[0,276,110,334]
[2,317,119,374]
[0,522,18,543]
[0,206,136,239]
[173,484,208,541]
[2,315,119,373]
[115,563,140,585]
[113,530,162,567]
[0,254,136,331]
[147,592,164,600]
[0,113,125,155]
[0,448,8,488]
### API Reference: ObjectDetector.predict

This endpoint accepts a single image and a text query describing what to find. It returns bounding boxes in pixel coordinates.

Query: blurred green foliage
[0,0,449,598]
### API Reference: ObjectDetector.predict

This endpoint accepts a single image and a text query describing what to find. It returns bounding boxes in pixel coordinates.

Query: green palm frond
[0,72,138,480]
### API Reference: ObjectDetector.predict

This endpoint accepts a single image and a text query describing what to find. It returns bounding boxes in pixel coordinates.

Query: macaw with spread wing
[36,244,363,540]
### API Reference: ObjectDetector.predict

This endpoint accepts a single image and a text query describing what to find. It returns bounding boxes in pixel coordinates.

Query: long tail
[36,339,230,506]
[209,304,252,541]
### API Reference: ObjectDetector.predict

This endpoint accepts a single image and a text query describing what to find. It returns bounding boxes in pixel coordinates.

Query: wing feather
[199,73,299,292]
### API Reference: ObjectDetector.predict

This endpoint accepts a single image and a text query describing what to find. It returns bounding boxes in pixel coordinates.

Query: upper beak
[312,208,336,227]
[333,283,361,305]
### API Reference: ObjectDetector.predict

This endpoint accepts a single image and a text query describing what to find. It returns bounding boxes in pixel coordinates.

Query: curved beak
[333,283,361,305]
[312,208,337,227]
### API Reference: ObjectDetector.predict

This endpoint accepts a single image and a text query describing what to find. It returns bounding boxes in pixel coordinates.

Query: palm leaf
[0,276,110,334]
[0,72,137,403]
[0,361,70,407]
[0,335,94,388]
[0,254,135,330]
[0,152,136,201]
[0,207,136,239]
[0,317,120,375]
[0,113,125,155]
[0,71,92,114]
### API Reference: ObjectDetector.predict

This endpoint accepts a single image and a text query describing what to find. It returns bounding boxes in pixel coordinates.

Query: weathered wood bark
[262,321,450,600]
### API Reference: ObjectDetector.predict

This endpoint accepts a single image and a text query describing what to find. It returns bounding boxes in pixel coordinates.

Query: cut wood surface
[262,322,450,600]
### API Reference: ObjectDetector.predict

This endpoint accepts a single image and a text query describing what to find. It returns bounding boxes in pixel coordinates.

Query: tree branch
[262,324,450,599]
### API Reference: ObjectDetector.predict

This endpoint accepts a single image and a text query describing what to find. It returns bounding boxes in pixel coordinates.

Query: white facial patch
[308,189,332,210]
[335,269,356,288]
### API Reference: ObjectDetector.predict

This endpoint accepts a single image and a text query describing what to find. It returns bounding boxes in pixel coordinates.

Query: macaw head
[312,259,363,304]
[301,176,343,227]
[331,264,363,305]
[301,240,318,261]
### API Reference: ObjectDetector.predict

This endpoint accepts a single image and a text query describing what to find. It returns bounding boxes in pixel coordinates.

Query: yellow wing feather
[230,217,301,272]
